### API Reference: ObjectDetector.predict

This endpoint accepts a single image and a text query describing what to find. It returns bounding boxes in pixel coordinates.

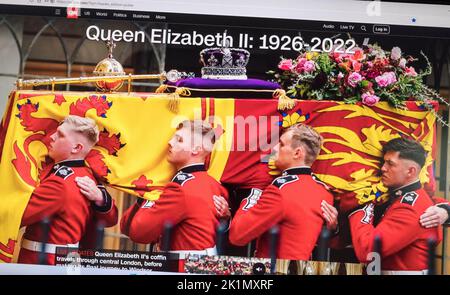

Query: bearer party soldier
[19,115,118,265]
[348,138,441,274]
[121,120,228,256]
[229,123,334,260]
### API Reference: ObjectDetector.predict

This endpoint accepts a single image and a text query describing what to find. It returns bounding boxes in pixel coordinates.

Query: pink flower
[390,47,402,61]
[350,48,366,62]
[398,58,407,69]
[297,57,307,64]
[347,72,363,88]
[404,66,418,77]
[294,57,307,73]
[352,61,362,72]
[303,61,316,73]
[375,71,397,87]
[361,92,380,106]
[332,52,348,63]
[278,59,293,71]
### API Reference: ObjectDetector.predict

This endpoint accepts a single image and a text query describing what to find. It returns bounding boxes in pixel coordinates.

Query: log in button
[373,25,390,34]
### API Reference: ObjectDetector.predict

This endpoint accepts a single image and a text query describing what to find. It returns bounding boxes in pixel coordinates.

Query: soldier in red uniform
[229,123,334,260]
[120,120,228,256]
[19,115,118,265]
[348,137,441,274]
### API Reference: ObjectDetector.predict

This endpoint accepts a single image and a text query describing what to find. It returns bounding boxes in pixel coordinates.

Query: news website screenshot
[0,0,449,281]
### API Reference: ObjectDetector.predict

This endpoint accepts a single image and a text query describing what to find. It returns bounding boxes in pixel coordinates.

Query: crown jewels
[200,47,250,80]
[93,40,125,92]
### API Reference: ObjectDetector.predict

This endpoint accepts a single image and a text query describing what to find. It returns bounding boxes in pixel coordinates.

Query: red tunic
[229,167,334,260]
[349,181,442,271]
[19,160,118,265]
[121,164,229,251]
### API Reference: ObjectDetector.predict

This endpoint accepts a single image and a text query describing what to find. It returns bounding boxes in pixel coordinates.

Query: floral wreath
[269,43,449,126]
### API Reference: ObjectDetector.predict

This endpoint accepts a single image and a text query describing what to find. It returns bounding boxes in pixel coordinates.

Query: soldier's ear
[72,143,84,154]
[293,145,304,160]
[191,145,202,156]
[408,164,420,177]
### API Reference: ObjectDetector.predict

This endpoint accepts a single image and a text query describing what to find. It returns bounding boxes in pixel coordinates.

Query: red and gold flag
[219,99,436,212]
[0,91,235,262]
[0,90,437,262]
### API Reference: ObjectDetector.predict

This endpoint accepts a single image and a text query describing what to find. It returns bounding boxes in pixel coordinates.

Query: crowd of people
[184,255,270,275]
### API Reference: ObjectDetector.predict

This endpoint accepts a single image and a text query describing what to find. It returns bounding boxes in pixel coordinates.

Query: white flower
[390,47,402,61]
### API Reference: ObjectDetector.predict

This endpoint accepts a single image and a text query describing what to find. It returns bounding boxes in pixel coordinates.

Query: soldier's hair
[62,115,99,146]
[382,137,426,168]
[177,120,216,151]
[286,124,323,165]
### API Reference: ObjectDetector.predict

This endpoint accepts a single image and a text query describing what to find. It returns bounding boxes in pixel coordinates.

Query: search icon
[361,25,367,31]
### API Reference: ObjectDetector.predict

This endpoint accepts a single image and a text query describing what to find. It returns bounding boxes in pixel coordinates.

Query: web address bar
[3,0,450,28]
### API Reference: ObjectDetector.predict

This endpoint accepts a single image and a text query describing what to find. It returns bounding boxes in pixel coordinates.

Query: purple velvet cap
[168,78,280,90]
[164,78,281,99]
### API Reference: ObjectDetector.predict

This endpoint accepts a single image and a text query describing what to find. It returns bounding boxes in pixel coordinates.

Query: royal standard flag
[0,90,437,262]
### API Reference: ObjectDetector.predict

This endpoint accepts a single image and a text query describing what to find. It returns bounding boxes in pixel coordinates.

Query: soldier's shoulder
[311,173,331,190]
[172,172,195,186]
[53,166,75,180]
[271,175,299,189]
[399,191,420,206]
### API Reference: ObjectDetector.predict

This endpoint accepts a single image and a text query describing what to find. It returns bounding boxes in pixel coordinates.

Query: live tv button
[373,25,390,34]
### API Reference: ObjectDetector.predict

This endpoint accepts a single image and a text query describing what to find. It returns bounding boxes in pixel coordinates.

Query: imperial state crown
[199,47,250,80]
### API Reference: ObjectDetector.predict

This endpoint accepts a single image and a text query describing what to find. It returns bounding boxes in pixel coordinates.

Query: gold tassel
[175,87,191,97]
[167,87,192,113]
[273,89,296,111]
[155,84,168,93]
[168,92,179,113]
